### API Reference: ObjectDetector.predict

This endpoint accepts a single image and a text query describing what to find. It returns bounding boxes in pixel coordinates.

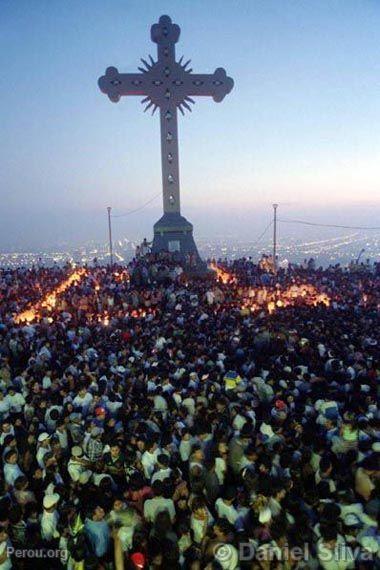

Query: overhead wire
[111,192,161,217]
[251,220,273,246]
[278,219,380,230]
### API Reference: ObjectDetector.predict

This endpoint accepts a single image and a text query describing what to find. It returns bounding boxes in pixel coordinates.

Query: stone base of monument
[152,213,201,259]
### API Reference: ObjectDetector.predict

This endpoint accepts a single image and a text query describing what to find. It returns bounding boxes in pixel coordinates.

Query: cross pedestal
[153,212,197,256]
[98,15,233,265]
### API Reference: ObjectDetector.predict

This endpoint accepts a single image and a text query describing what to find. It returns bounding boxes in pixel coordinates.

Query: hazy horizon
[0,203,379,252]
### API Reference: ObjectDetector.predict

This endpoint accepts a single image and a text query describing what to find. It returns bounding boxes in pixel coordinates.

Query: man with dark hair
[84,504,111,561]
[143,480,175,523]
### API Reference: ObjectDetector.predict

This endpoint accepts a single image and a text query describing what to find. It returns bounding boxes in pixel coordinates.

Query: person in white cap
[36,432,51,469]
[41,493,60,541]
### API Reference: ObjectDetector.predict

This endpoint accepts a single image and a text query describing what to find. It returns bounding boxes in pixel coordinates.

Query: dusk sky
[1,0,379,248]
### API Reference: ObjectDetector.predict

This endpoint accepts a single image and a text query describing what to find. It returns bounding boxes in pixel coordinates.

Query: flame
[113,269,130,283]
[242,283,330,315]
[210,262,237,284]
[210,264,330,312]
[14,268,86,324]
[102,313,110,326]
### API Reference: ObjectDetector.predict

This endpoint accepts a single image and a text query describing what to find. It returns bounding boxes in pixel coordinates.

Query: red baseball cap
[130,552,146,569]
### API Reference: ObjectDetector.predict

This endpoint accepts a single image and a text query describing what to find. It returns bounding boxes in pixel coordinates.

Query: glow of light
[14,268,86,324]
[210,262,237,284]
[242,283,330,315]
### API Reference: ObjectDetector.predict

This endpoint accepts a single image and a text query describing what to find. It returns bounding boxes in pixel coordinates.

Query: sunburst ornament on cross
[98,15,234,262]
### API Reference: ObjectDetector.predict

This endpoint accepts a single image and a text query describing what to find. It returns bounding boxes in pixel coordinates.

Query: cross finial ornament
[98,15,234,261]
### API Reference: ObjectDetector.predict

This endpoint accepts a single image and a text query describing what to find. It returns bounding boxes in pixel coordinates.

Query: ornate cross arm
[98,66,148,102]
[181,69,234,103]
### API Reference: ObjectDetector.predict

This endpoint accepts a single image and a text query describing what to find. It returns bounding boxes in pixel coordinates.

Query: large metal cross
[98,15,233,225]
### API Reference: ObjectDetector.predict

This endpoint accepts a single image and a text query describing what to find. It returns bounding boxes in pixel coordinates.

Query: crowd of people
[0,255,379,569]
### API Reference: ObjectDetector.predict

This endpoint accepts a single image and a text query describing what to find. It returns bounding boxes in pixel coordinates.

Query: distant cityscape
[0,231,378,269]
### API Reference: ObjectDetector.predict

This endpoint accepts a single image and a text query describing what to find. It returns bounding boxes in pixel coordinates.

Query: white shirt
[37,445,51,469]
[153,395,168,415]
[6,393,25,413]
[141,448,160,479]
[67,458,91,482]
[42,375,52,390]
[232,414,247,432]
[41,510,59,541]
[143,497,175,523]
[0,428,14,446]
[190,510,214,544]
[151,468,172,484]
[0,399,10,419]
[55,429,68,450]
[182,398,195,415]
[215,498,239,527]
[4,462,24,486]
[215,457,227,485]
[73,393,93,409]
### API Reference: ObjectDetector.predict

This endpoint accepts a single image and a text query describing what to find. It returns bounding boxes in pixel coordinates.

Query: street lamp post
[273,203,278,273]
[107,206,114,267]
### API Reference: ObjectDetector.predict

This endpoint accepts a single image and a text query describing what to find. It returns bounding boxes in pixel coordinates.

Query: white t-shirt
[0,399,10,419]
[4,462,24,486]
[6,393,25,413]
[215,499,239,526]
[141,448,160,479]
[41,510,59,541]
[143,497,175,523]
[190,510,214,544]
[36,445,51,469]
[151,468,172,484]
[73,393,93,409]
[0,428,14,447]
[215,457,227,485]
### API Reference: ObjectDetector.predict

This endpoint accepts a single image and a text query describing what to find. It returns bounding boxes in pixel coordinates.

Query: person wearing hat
[68,446,93,484]
[68,412,84,444]
[40,493,60,542]
[84,427,104,463]
[36,432,51,469]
